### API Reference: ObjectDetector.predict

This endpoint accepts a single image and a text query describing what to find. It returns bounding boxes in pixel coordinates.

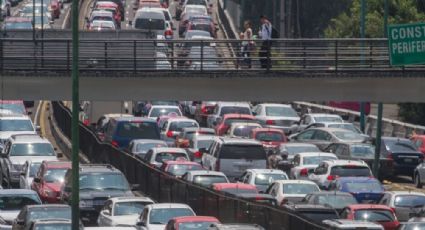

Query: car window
[384,139,417,152]
[114,201,150,216]
[303,156,336,165]
[354,209,395,222]
[282,184,319,194]
[415,139,423,148]
[255,132,284,142]
[313,130,331,141]
[149,208,194,225]
[330,166,372,177]
[265,106,298,117]
[218,145,266,160]
[169,121,198,132]
[193,175,227,186]
[0,119,34,131]
[297,130,315,140]
[0,194,41,211]
[394,195,425,208]
[155,152,188,163]
[116,122,160,139]
[219,106,251,116]
[10,143,55,157]
[254,173,288,186]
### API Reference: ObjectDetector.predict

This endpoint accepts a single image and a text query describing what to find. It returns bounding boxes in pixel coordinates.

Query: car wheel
[415,173,423,188]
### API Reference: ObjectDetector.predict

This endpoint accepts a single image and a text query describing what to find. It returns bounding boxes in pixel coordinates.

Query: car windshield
[401,223,425,230]
[5,22,33,30]
[134,18,165,30]
[233,125,260,138]
[315,195,358,209]
[135,142,167,153]
[79,173,130,191]
[44,168,68,183]
[178,222,217,230]
[282,184,319,194]
[167,164,203,176]
[10,143,55,156]
[155,152,188,163]
[265,106,298,117]
[29,163,42,177]
[0,120,34,131]
[187,0,206,5]
[0,194,41,210]
[301,211,338,223]
[385,139,417,152]
[114,201,149,216]
[29,207,71,221]
[284,145,320,156]
[254,173,288,186]
[303,156,336,165]
[345,181,383,192]
[193,175,227,186]
[34,224,71,230]
[328,123,360,134]
[149,108,182,117]
[256,132,284,142]
[169,121,198,132]
[354,209,395,222]
[350,144,375,158]
[116,122,160,139]
[314,116,343,123]
[220,107,251,116]
[224,118,255,126]
[394,195,425,208]
[0,104,25,114]
[332,131,363,141]
[196,139,214,149]
[219,145,266,160]
[330,166,372,177]
[149,208,194,224]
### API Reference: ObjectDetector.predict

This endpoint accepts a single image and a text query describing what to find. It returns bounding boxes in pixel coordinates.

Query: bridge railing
[1,38,424,74]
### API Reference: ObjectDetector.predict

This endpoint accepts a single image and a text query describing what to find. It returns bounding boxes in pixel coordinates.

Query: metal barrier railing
[51,101,327,229]
[1,38,424,74]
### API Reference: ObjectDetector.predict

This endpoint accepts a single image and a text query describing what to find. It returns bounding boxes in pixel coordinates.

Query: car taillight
[266,120,275,125]
[194,151,202,158]
[327,175,336,181]
[111,140,119,147]
[167,131,174,138]
[201,106,207,114]
[299,168,308,176]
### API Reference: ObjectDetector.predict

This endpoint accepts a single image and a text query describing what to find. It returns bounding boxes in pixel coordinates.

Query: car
[178,5,208,36]
[213,114,257,136]
[27,219,74,230]
[174,127,215,148]
[96,0,125,21]
[290,128,366,151]
[60,164,135,225]
[283,204,339,224]
[30,161,71,203]
[165,216,220,230]
[137,0,161,10]
[291,113,344,134]
[93,114,134,141]
[250,128,287,155]
[12,204,71,230]
[127,139,167,159]
[328,102,371,115]
[304,122,368,139]
[206,102,252,129]
[135,203,195,230]
[181,170,229,187]
[398,221,425,230]
[0,189,42,225]
[308,159,372,190]
[201,137,267,181]
[325,143,394,179]
[237,169,288,193]
[144,147,190,168]
[265,180,320,205]
[18,160,43,189]
[380,137,423,177]
[186,135,215,163]
[194,101,217,127]
[147,105,183,121]
[207,223,265,230]
[160,160,203,177]
[156,115,185,131]
[411,134,425,154]
[302,191,358,213]
[155,51,172,69]
[226,122,262,138]
[185,16,217,38]
[97,197,155,227]
[182,0,212,14]
[0,114,38,144]
[252,103,299,135]
[289,152,338,179]
[378,191,425,222]
[211,183,258,196]
[19,4,51,21]
[2,17,32,30]
[132,7,167,37]
[87,10,115,28]
[339,204,400,230]
[328,177,384,203]
[0,134,59,188]
[103,117,160,149]
[322,219,384,230]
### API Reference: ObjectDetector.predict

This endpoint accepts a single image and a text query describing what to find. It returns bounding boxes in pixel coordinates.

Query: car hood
[0,131,36,140]
[80,190,134,199]
[9,156,57,165]
[0,210,20,222]
[111,215,139,226]
[147,224,166,230]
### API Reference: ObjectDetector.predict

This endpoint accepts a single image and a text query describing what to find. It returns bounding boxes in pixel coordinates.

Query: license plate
[405,158,413,163]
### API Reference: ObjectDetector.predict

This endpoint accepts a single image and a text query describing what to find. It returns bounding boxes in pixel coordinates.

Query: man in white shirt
[259,15,272,69]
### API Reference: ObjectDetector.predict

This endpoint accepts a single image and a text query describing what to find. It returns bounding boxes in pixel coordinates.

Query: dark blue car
[329,177,384,203]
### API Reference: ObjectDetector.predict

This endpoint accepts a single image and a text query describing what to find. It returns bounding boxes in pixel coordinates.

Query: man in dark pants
[259,15,272,69]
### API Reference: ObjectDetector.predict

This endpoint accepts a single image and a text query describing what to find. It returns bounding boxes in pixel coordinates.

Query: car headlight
[79,200,93,208]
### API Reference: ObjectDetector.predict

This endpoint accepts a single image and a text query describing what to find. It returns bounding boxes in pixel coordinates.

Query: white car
[0,114,38,144]
[147,105,183,121]
[290,113,343,134]
[159,117,199,146]
[19,160,45,189]
[226,122,262,138]
[378,191,425,222]
[322,219,384,230]
[290,152,337,179]
[143,147,190,168]
[206,102,252,128]
[252,103,299,134]
[181,170,229,187]
[308,159,372,189]
[266,180,320,205]
[97,197,155,227]
[135,203,195,230]
[238,169,288,193]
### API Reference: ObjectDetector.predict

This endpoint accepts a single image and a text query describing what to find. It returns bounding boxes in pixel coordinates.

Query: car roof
[383,191,425,196]
[286,204,335,211]
[152,147,187,153]
[193,135,216,141]
[112,117,156,123]
[147,203,191,209]
[210,223,264,229]
[212,183,257,190]
[218,137,262,145]
[91,10,113,16]
[0,189,38,195]
[257,103,293,108]
[323,219,384,228]
[172,216,219,224]
[79,164,120,173]
[44,161,72,169]
[187,170,226,176]
[9,134,49,144]
[26,204,70,209]
[222,114,254,119]
[109,196,154,203]
[0,114,30,120]
[185,4,207,9]
[151,105,180,109]
[336,177,380,183]
[131,139,166,144]
[307,191,354,196]
[217,102,250,107]
[32,219,71,225]
[322,159,368,166]
[102,114,133,119]
[230,122,261,127]
[246,169,286,174]
[297,152,336,157]
[167,118,196,123]
[347,204,394,210]
[382,136,410,141]
[280,143,318,147]
[308,113,342,118]
[274,180,318,185]
[163,160,201,166]
[251,128,284,134]
[308,127,354,133]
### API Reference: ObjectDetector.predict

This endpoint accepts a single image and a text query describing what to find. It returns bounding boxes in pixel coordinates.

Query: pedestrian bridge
[1,34,424,101]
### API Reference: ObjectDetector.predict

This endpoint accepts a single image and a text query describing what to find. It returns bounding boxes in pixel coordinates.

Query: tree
[399,103,425,126]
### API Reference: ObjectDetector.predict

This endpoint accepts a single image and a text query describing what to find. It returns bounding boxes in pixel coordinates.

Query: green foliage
[325,0,425,38]
[398,103,425,126]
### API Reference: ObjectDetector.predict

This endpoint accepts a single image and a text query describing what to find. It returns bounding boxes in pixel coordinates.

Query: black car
[325,142,394,179]
[302,191,358,213]
[13,204,71,230]
[380,137,423,177]
[60,164,135,225]
[283,204,339,224]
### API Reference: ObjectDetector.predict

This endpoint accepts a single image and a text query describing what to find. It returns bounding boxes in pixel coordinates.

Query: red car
[212,183,258,195]
[250,128,287,151]
[160,160,203,177]
[31,161,72,203]
[95,1,122,22]
[215,114,257,136]
[340,204,400,230]
[165,216,220,230]
[411,135,425,154]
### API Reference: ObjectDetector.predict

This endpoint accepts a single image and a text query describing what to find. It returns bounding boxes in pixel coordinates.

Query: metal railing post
[133,40,136,74]
[201,40,204,72]
[369,40,373,68]
[303,45,306,69]
[171,41,174,70]
[266,40,271,71]
[335,40,338,73]
[104,41,108,68]
[0,39,3,72]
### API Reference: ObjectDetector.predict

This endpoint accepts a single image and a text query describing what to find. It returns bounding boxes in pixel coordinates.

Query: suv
[0,134,59,188]
[0,114,38,146]
[201,137,267,181]
[308,159,372,190]
[60,164,135,225]
[103,117,160,149]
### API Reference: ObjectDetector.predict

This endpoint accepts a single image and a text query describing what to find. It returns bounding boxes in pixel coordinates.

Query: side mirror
[136,221,146,227]
[33,177,41,183]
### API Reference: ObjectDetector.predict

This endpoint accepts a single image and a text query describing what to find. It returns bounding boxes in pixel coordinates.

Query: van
[132,7,166,37]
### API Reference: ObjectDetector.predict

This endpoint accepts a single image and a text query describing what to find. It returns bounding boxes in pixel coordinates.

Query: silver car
[253,103,299,134]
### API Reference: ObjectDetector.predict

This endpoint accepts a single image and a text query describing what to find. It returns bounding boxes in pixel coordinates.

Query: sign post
[388,22,425,66]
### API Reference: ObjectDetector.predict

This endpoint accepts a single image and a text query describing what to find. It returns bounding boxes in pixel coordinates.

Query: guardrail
[1,37,425,75]
[51,101,327,230]
[292,102,425,138]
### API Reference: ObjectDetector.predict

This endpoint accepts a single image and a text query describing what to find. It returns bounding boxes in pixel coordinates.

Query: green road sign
[388,23,425,66]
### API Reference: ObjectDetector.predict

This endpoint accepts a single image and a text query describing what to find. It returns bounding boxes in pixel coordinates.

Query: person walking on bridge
[259,15,272,69]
